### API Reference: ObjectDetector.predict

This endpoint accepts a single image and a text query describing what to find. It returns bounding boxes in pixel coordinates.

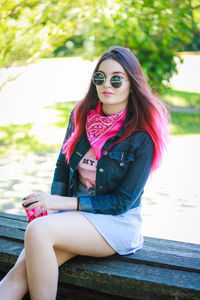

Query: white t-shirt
[77,148,97,189]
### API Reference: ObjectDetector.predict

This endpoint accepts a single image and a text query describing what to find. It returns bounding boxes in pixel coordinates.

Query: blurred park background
[0,0,200,244]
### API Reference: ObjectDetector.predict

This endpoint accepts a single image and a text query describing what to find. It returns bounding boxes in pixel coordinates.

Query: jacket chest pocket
[107,151,135,179]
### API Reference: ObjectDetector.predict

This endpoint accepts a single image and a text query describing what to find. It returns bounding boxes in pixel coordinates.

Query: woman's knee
[25,217,50,246]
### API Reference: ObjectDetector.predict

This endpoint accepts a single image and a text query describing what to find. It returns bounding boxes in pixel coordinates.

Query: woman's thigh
[26,212,116,257]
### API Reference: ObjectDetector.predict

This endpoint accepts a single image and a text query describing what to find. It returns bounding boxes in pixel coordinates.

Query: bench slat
[115,249,200,273]
[63,256,200,290]
[145,236,200,252]
[0,239,23,264]
[0,212,27,222]
[0,225,25,241]
[58,256,200,299]
[0,216,27,230]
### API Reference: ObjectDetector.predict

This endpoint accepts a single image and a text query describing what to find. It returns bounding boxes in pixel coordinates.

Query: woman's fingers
[22,193,44,208]
[23,199,47,212]
[21,193,49,220]
[24,202,42,211]
[22,201,39,208]
[23,192,43,200]
[22,193,51,217]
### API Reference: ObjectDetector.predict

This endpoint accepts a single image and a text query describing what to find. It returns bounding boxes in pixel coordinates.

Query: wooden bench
[0,211,200,300]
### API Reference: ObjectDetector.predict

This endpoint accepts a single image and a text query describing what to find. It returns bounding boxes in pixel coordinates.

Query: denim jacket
[51,111,154,215]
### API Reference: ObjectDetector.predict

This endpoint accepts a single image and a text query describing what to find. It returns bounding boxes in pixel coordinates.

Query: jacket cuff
[51,182,67,196]
[79,195,95,213]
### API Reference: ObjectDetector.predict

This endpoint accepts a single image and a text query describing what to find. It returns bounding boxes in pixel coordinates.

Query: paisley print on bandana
[86,102,127,160]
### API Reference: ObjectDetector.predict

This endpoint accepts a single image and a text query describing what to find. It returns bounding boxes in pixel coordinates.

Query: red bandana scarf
[86,102,127,160]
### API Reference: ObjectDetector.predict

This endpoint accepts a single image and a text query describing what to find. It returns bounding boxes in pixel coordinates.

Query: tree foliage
[0,0,198,90]
[184,0,200,50]
[0,0,93,67]
[79,0,194,89]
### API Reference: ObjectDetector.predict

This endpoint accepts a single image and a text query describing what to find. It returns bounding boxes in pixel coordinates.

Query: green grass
[0,123,57,156]
[170,112,200,135]
[48,100,200,136]
[45,101,76,128]
[160,88,200,109]
[160,88,200,135]
[0,91,200,157]
[0,102,76,156]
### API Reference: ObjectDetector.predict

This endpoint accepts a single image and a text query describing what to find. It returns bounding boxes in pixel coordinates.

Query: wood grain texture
[0,212,27,222]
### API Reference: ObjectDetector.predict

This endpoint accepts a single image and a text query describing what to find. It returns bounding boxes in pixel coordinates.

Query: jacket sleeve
[79,133,154,215]
[51,111,74,196]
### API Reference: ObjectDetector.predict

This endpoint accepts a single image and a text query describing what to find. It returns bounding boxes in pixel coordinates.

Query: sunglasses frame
[93,72,127,88]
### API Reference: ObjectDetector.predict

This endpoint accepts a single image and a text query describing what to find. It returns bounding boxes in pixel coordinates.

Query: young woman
[0,46,169,300]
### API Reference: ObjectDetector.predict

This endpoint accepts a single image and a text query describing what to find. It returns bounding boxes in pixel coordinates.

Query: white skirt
[77,182,144,255]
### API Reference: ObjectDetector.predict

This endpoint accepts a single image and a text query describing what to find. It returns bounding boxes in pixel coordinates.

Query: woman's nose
[103,77,111,87]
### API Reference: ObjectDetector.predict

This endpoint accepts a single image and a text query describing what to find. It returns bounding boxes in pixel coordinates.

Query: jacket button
[99,168,104,173]
[103,151,108,155]
[120,162,125,167]
[99,186,103,190]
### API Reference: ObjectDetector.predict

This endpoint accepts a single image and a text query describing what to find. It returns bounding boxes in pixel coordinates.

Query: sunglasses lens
[111,75,122,88]
[93,72,104,85]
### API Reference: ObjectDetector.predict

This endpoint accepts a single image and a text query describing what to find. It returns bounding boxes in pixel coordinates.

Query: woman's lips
[102,91,113,96]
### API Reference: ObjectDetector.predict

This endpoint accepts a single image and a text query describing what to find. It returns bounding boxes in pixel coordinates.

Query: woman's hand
[22,193,55,217]
[22,193,79,216]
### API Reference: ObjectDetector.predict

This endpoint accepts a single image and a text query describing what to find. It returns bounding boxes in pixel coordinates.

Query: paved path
[169,105,200,113]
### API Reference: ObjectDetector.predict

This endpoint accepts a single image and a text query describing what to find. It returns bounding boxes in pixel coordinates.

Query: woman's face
[95,59,130,115]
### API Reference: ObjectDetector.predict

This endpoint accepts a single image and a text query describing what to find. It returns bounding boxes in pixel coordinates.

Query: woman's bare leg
[25,212,115,300]
[0,249,28,300]
[0,245,76,300]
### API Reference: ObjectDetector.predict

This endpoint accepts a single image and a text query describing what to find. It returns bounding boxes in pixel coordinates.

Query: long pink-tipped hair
[62,46,169,173]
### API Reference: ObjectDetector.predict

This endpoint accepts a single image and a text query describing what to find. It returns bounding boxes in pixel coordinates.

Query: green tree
[0,0,94,68]
[0,0,93,88]
[184,0,200,50]
[80,0,194,90]
[0,0,196,90]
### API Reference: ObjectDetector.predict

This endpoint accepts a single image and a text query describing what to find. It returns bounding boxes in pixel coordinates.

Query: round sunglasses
[93,72,128,88]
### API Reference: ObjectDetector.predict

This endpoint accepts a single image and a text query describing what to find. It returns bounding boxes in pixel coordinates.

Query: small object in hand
[23,201,47,223]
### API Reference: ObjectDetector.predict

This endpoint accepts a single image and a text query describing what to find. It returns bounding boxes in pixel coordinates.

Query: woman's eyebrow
[112,71,125,75]
[98,70,125,75]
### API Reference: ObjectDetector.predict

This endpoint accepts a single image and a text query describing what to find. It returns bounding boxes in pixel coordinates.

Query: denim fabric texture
[51,111,154,215]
